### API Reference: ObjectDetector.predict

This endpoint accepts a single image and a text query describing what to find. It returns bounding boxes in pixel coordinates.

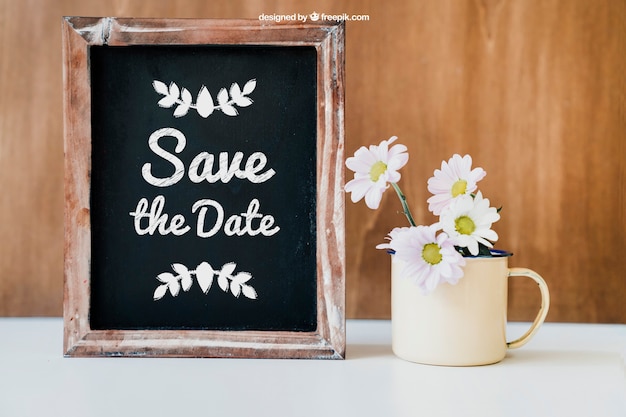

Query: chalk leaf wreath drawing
[153,261,258,301]
[345,137,502,294]
[153,79,257,118]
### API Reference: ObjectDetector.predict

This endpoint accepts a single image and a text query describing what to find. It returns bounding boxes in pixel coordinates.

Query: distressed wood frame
[62,17,345,358]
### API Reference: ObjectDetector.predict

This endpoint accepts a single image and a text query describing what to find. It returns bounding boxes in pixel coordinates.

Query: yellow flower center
[455,215,476,235]
[422,243,443,265]
[451,179,468,197]
[369,161,388,182]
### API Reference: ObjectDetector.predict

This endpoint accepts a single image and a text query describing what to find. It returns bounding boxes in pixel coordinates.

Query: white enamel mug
[391,255,550,366]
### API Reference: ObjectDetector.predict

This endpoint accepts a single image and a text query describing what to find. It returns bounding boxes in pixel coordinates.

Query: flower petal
[364,186,385,209]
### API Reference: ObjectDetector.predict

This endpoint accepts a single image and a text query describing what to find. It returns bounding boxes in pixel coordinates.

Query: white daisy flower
[440,192,500,256]
[377,225,465,294]
[427,154,486,215]
[345,136,409,210]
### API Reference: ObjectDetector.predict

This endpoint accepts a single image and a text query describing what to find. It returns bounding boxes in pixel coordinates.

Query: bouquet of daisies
[345,137,501,294]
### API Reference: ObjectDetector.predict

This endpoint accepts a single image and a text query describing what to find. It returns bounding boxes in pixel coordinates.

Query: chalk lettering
[142,127,276,187]
[129,195,191,236]
[141,128,186,187]
[130,195,280,238]
[192,198,280,238]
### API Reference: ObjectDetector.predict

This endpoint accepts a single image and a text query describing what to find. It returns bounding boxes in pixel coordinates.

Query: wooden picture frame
[62,17,345,358]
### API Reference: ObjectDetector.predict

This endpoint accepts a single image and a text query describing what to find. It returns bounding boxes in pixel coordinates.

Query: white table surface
[0,318,624,417]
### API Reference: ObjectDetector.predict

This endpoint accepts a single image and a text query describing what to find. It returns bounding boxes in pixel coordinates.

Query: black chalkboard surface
[89,45,317,331]
[63,17,344,359]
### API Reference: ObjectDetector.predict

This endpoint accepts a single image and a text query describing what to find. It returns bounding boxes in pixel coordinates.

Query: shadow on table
[346,344,394,360]
[505,349,624,368]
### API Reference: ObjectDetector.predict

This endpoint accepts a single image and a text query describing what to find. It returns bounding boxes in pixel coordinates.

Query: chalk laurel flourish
[153,261,258,301]
[153,79,257,118]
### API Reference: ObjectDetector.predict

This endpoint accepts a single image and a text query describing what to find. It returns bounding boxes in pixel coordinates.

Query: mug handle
[506,268,550,349]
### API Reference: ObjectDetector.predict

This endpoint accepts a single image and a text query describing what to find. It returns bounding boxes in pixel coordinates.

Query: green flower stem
[391,182,416,227]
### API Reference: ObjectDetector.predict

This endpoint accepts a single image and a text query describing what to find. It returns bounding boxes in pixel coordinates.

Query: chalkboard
[63,18,345,358]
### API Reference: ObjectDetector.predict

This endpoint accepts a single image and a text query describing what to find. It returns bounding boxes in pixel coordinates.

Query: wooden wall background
[0,0,624,322]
